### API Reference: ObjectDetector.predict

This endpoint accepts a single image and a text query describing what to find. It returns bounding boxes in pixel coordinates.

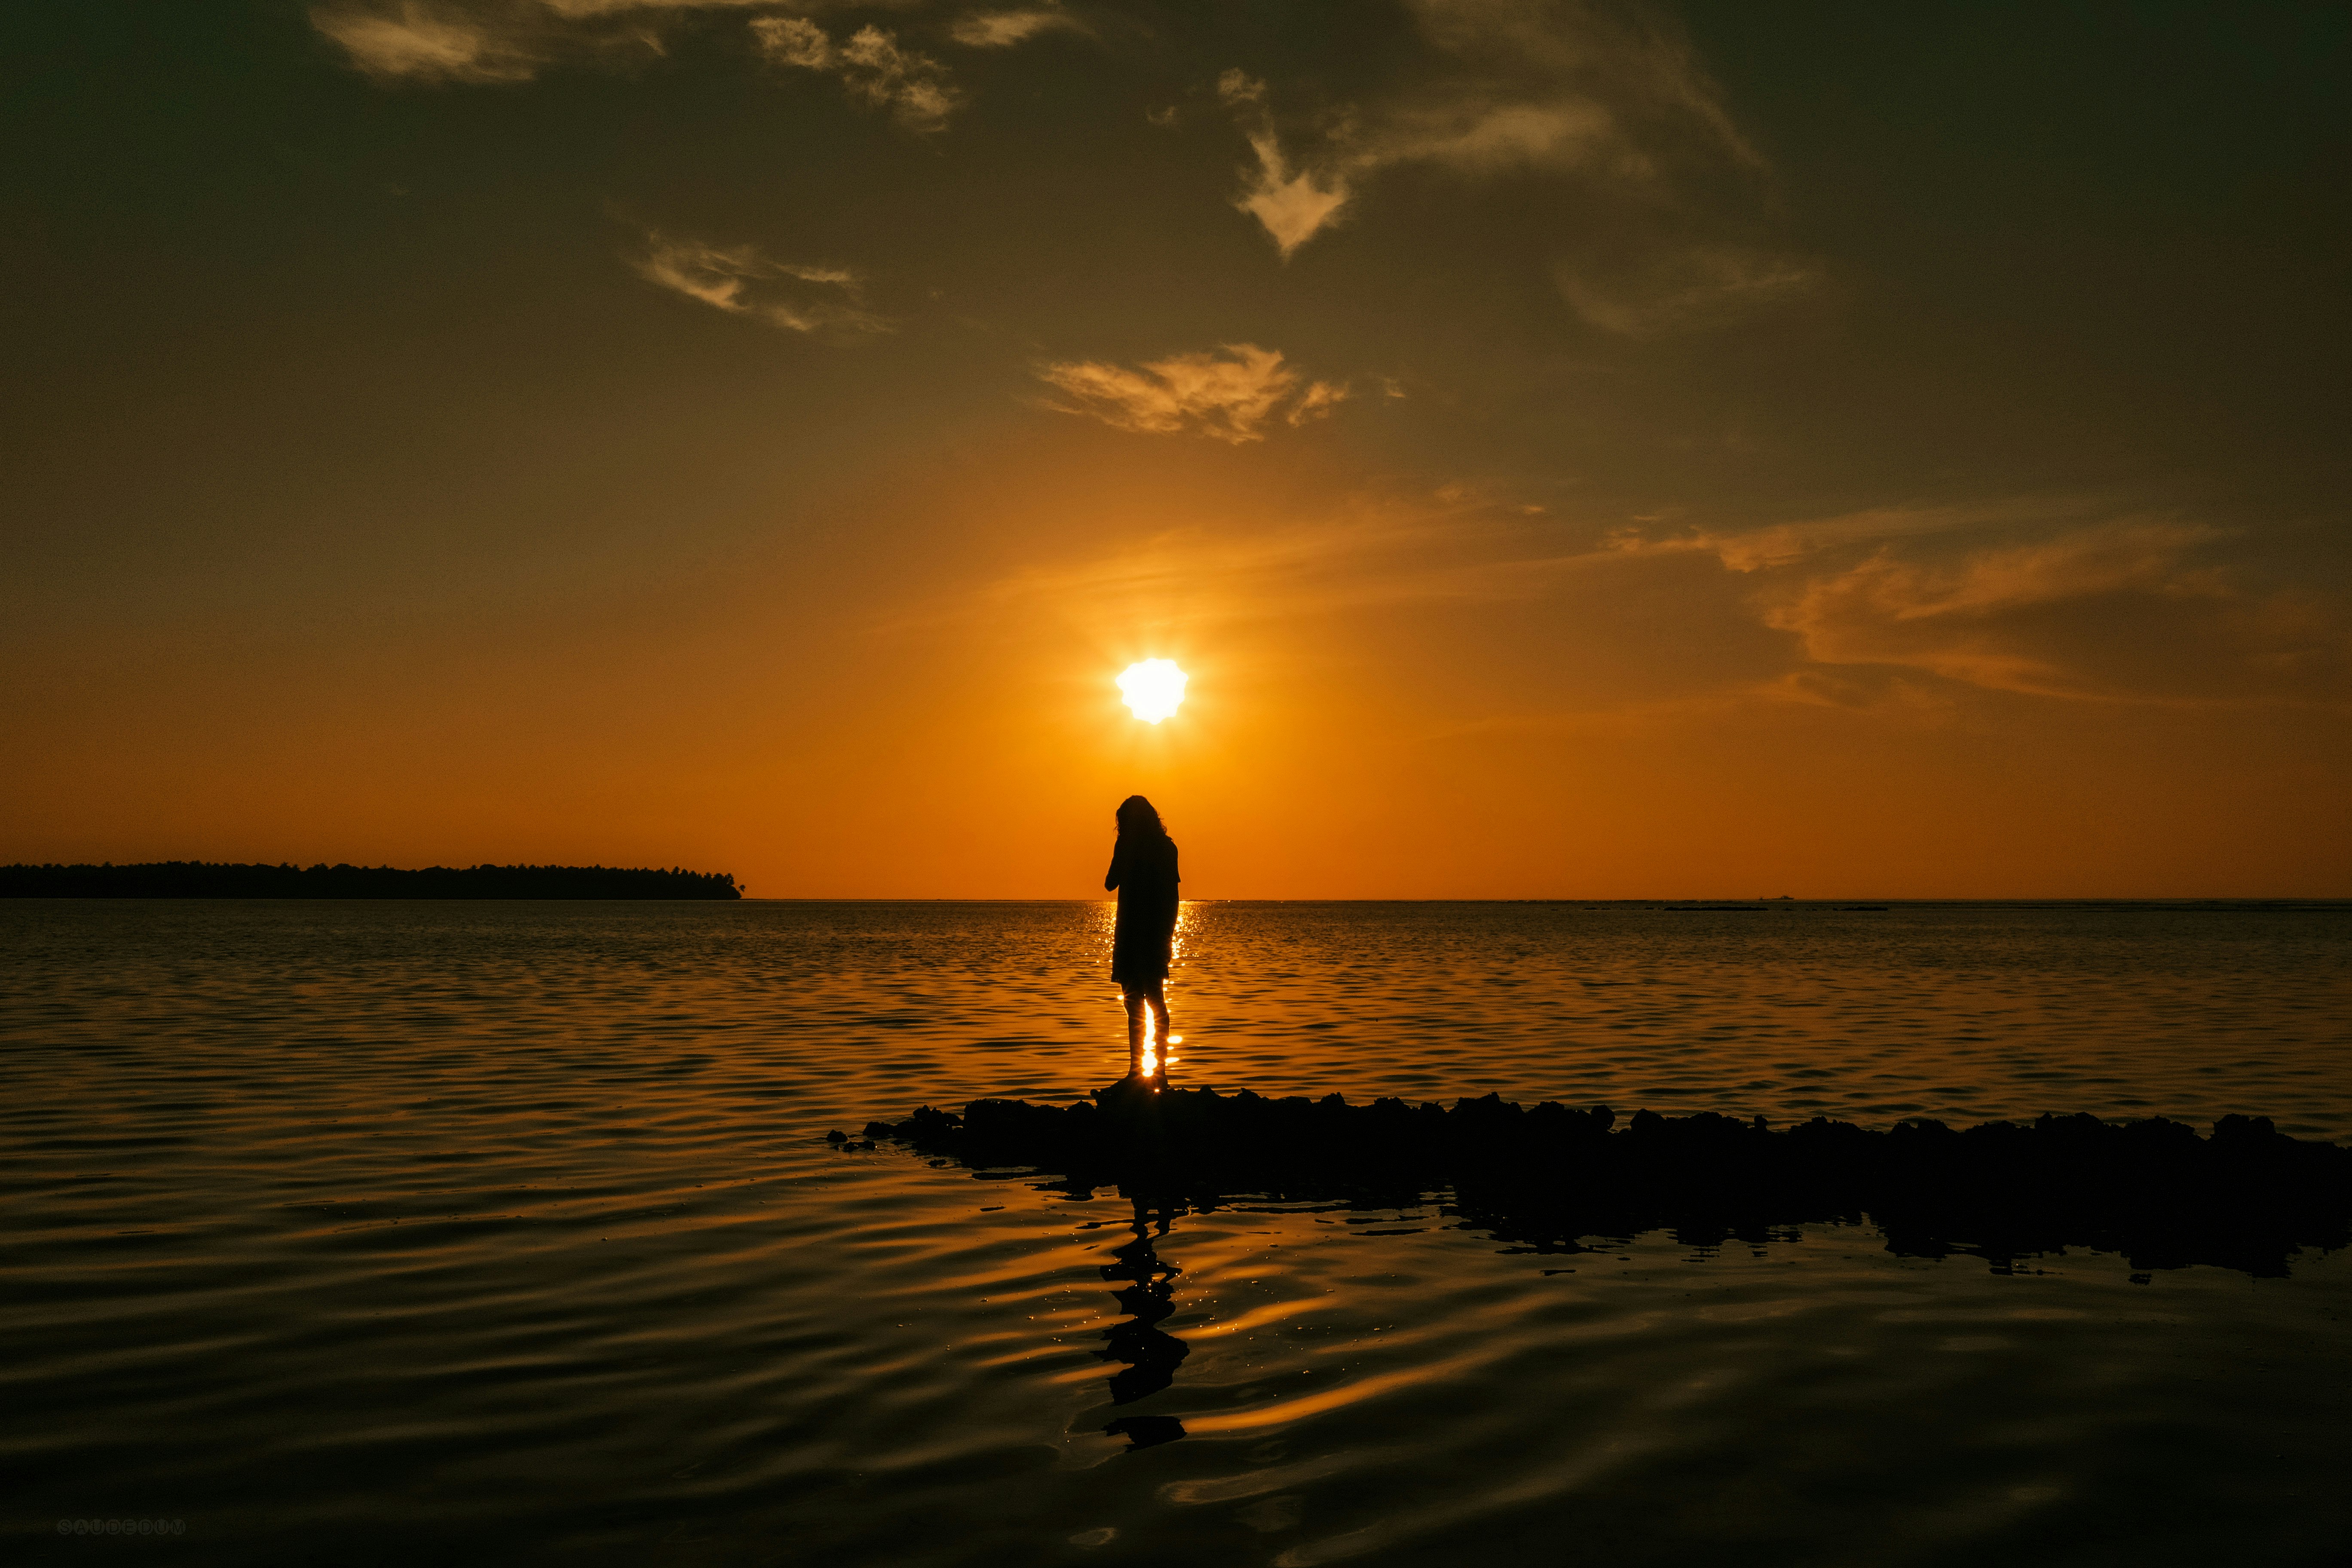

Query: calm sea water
[6,899,2350,1565]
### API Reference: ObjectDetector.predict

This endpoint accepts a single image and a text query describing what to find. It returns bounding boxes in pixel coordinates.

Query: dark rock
[854,1080,2352,1278]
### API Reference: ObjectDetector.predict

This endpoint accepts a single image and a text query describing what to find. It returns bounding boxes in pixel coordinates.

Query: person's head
[1115,795,1167,838]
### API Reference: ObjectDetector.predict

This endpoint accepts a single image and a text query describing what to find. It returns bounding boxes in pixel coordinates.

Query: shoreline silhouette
[0,861,744,899]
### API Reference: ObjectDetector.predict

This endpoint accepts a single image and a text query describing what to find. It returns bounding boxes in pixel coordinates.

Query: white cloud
[949,8,1081,48]
[750,17,960,131]
[633,234,888,334]
[1035,344,1346,443]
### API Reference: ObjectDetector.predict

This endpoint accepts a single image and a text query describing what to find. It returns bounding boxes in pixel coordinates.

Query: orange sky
[5,3,2347,895]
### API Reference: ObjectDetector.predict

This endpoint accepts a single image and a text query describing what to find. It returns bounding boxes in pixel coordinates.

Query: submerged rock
[857,1085,2352,1277]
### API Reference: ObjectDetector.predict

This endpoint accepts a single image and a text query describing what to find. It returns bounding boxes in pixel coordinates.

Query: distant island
[0,862,744,900]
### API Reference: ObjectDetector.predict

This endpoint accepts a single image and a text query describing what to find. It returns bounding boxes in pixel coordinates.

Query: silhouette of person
[1105,795,1179,1081]
[1097,1195,1191,1449]
[1097,1195,1189,1407]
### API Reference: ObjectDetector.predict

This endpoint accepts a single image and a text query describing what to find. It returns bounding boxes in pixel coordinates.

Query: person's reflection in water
[1105,795,1180,1082]
[1098,1194,1189,1451]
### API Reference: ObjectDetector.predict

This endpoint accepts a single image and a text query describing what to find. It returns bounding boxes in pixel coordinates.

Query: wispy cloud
[1605,498,2106,573]
[750,16,959,131]
[974,479,2350,711]
[1392,0,1759,170]
[1236,134,1352,258]
[318,4,964,124]
[1615,500,2351,705]
[1759,520,2345,703]
[310,2,563,82]
[315,3,1809,335]
[1555,245,1816,336]
[1286,379,1349,426]
[1209,0,1813,323]
[310,0,782,83]
[1035,344,1346,443]
[1218,70,1352,258]
[539,0,781,14]
[949,7,1082,48]
[632,233,888,335]
[1213,0,1749,257]
[978,504,1554,635]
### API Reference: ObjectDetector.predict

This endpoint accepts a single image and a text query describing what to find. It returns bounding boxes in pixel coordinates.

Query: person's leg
[1124,988,1149,1078]
[1145,983,1171,1078]
[1124,983,1173,1079]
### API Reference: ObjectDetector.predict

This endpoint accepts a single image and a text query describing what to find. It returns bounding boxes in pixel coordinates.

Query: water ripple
[3,900,2348,1564]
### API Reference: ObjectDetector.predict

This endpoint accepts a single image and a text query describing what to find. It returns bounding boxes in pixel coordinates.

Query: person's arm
[1105,842,1124,892]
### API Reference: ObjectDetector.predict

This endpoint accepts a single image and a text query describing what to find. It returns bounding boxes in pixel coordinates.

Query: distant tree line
[0,862,745,900]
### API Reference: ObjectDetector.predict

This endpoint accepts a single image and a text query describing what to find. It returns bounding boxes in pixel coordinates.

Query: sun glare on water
[1117,659,1188,723]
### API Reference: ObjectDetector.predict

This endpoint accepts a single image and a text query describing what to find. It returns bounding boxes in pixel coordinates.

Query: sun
[1116,659,1187,723]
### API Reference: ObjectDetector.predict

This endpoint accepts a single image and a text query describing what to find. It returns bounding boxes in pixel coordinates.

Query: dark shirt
[1106,834,1179,985]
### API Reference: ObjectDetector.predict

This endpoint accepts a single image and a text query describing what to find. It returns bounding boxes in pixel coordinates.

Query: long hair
[1115,795,1167,839]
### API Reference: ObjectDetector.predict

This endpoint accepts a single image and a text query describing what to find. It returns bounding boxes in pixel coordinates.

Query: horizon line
[733,895,2352,905]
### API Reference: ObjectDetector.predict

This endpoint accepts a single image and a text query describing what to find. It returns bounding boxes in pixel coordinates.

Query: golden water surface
[7,900,2349,1564]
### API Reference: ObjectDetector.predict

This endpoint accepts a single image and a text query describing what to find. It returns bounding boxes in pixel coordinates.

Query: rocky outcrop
[842,1082,2352,1277]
